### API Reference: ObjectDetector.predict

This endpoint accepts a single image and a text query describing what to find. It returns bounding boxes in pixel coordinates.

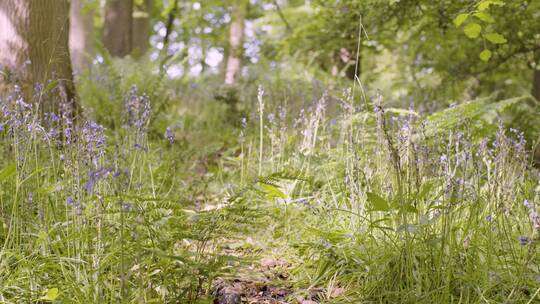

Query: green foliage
[3,0,540,303]
[464,23,482,39]
[479,49,492,61]
[366,192,391,212]
[423,95,531,140]
[485,32,507,44]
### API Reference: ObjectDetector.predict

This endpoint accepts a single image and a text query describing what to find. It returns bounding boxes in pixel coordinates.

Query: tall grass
[236,90,540,303]
[0,62,539,303]
[0,77,260,303]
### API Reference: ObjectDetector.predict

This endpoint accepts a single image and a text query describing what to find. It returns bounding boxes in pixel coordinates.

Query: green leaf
[401,204,418,213]
[366,192,391,212]
[473,12,494,23]
[40,288,59,301]
[418,182,434,200]
[477,0,505,11]
[259,183,286,199]
[422,95,530,140]
[453,13,469,27]
[0,164,16,182]
[485,33,507,44]
[464,23,482,38]
[44,80,59,94]
[479,49,492,61]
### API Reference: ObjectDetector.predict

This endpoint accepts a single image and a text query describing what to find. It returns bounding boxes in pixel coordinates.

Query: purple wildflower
[65,196,83,215]
[113,169,128,178]
[165,127,174,144]
[524,200,534,209]
[124,85,151,133]
[15,98,31,109]
[60,99,74,145]
[122,202,133,212]
[134,143,148,152]
[66,196,75,205]
[85,167,112,193]
[440,154,448,164]
[27,192,33,206]
[519,236,530,246]
[82,120,106,166]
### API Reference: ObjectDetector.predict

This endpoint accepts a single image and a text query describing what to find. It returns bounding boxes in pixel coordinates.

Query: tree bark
[533,69,540,102]
[70,0,95,75]
[0,0,75,112]
[103,0,133,57]
[224,1,247,86]
[132,0,151,58]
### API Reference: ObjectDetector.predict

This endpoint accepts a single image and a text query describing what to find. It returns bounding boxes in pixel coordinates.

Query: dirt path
[213,256,344,304]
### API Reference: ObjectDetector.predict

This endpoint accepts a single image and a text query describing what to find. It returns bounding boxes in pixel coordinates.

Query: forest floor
[213,241,343,304]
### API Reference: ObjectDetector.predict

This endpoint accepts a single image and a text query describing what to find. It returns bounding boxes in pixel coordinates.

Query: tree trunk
[0,0,75,112]
[70,0,95,75]
[103,0,133,57]
[224,1,247,86]
[533,69,540,102]
[132,0,151,58]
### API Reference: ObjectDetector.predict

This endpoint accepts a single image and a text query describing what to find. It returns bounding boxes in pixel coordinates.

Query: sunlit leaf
[478,0,505,11]
[259,183,287,199]
[401,204,418,213]
[0,164,16,182]
[485,33,507,44]
[366,192,391,211]
[40,288,59,301]
[473,12,495,23]
[418,182,434,200]
[464,23,482,38]
[453,13,469,27]
[479,49,492,62]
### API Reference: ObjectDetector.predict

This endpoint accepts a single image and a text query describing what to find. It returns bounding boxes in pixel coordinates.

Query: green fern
[423,95,532,140]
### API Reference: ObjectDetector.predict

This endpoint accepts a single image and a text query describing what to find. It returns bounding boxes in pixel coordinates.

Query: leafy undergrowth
[1,73,540,303]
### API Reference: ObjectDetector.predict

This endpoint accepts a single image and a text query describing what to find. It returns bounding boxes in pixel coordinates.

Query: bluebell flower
[82,120,106,166]
[165,127,174,144]
[122,202,133,212]
[124,85,151,135]
[134,143,148,152]
[519,235,530,246]
[65,196,75,205]
[85,167,112,193]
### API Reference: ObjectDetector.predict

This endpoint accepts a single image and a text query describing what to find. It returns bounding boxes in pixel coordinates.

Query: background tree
[70,0,96,74]
[132,0,152,58]
[103,0,133,57]
[534,51,540,100]
[267,0,539,105]
[0,0,75,111]
[392,0,540,101]
[224,0,248,86]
